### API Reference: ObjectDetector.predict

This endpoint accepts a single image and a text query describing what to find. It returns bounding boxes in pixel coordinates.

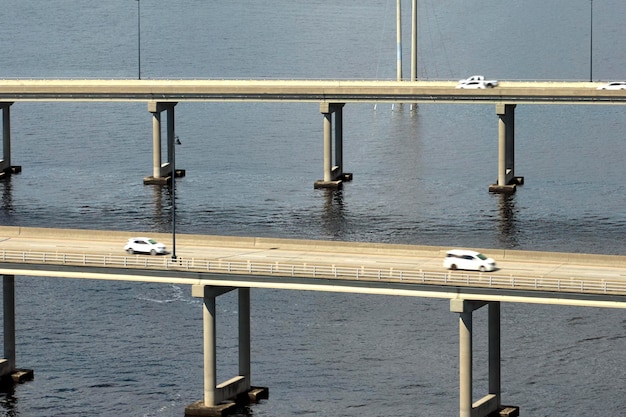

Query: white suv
[443,249,496,272]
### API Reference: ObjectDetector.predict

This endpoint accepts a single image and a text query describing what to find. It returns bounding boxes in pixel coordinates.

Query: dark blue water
[0,1,625,416]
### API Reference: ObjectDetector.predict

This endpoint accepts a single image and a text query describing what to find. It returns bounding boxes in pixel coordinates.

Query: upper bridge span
[1,78,625,191]
[0,79,625,104]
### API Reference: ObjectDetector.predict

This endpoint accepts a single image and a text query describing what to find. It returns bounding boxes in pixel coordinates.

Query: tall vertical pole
[168,107,176,260]
[396,0,402,81]
[411,0,417,82]
[410,0,418,111]
[136,0,141,80]
[589,0,593,81]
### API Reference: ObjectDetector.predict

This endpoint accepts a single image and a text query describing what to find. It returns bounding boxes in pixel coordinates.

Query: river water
[0,1,625,416]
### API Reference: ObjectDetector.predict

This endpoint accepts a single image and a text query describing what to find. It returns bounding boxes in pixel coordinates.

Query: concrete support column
[334,105,343,178]
[2,104,11,171]
[489,302,501,398]
[239,288,251,384]
[0,103,20,179]
[490,104,522,193]
[451,299,518,417]
[314,103,351,189]
[186,285,268,416]
[323,110,332,183]
[203,293,217,406]
[3,275,15,373]
[459,310,472,417]
[1,275,33,384]
[144,101,184,185]
[167,104,176,173]
[151,110,162,179]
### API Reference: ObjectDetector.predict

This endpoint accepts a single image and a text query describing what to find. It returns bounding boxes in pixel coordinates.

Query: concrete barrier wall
[2,226,626,267]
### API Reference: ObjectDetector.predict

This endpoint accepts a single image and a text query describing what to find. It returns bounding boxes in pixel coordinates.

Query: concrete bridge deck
[2,226,625,416]
[0,79,625,104]
[0,226,625,308]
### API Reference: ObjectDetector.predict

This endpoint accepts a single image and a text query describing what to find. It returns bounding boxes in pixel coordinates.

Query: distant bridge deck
[0,79,625,104]
[1,226,626,309]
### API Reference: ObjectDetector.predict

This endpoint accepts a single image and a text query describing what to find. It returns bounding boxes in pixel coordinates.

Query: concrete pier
[314,103,352,189]
[451,300,519,417]
[0,103,22,179]
[186,285,268,417]
[1,275,33,385]
[143,101,185,185]
[490,103,523,193]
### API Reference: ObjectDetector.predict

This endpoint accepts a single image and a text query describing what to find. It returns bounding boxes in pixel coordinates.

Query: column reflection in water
[496,194,518,248]
[0,179,14,219]
[321,189,347,239]
[151,184,174,233]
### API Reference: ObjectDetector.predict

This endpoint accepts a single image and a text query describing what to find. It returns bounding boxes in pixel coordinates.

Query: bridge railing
[2,250,626,296]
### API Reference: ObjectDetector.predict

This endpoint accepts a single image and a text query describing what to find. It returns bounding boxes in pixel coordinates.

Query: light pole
[171,136,177,260]
[136,0,141,80]
[589,0,593,81]
[396,0,402,81]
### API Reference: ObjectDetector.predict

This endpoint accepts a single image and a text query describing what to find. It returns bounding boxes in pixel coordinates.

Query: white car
[597,81,626,90]
[456,75,499,89]
[443,249,496,272]
[124,237,167,255]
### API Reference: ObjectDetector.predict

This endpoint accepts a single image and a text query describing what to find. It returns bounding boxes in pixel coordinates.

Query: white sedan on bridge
[597,81,626,90]
[124,237,167,255]
[443,249,497,272]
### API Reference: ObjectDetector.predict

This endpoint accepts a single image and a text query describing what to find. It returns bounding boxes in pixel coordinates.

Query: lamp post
[396,0,402,81]
[171,136,177,260]
[136,0,141,80]
[589,0,593,81]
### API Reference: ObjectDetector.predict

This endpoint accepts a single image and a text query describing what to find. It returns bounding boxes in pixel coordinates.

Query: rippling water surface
[0,1,626,416]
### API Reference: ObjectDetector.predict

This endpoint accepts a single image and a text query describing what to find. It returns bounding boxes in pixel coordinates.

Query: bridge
[1,226,626,416]
[1,78,625,192]
[0,78,624,104]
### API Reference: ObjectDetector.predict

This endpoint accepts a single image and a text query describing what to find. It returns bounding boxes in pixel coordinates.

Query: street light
[171,135,177,260]
[136,0,141,80]
[589,0,593,81]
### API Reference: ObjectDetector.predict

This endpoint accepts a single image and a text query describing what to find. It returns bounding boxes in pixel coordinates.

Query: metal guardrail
[2,249,626,297]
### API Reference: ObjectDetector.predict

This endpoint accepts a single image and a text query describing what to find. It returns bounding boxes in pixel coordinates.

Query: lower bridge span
[1,226,625,416]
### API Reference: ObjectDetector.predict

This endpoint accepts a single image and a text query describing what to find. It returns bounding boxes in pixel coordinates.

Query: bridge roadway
[0,79,625,104]
[2,226,626,416]
[0,226,625,308]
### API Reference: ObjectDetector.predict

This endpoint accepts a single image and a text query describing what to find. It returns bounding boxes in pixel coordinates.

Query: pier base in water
[495,405,520,416]
[489,176,524,194]
[143,169,186,185]
[0,166,21,179]
[185,386,269,417]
